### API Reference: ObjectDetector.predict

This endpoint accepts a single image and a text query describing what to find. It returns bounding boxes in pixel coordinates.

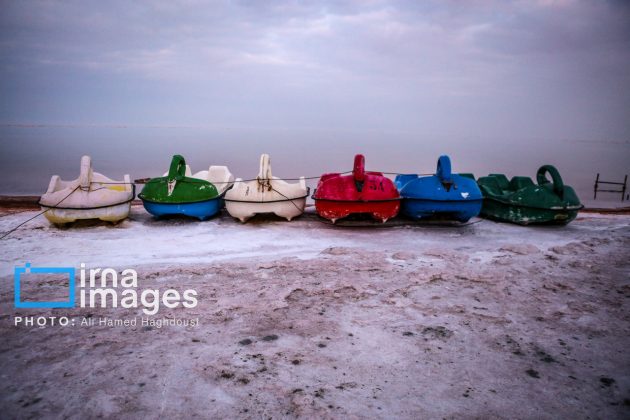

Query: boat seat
[509,176,535,191]
[489,174,510,191]
[206,166,234,195]
[208,166,229,182]
[477,176,503,196]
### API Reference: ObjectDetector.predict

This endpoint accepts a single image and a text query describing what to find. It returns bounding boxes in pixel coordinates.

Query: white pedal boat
[225,154,309,222]
[39,155,134,225]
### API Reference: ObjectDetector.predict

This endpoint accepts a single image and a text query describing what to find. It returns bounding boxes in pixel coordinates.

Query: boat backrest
[208,166,234,193]
[509,176,535,191]
[489,174,510,190]
[46,175,62,194]
[208,166,228,183]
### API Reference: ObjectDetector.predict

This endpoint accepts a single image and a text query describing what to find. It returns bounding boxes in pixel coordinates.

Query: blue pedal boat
[394,155,483,222]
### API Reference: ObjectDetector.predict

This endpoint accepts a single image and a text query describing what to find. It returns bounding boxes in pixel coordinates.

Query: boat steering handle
[437,155,452,183]
[79,155,92,190]
[258,154,272,180]
[536,165,564,196]
[353,154,365,182]
[257,154,273,191]
[167,155,187,182]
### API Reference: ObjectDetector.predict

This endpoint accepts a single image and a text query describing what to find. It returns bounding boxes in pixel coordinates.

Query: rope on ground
[0,185,80,240]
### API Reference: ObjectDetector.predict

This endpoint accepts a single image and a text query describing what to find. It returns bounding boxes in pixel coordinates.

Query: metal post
[594,173,599,200]
[622,175,627,202]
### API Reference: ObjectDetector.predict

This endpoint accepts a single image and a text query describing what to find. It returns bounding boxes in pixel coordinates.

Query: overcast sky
[0,1,629,194]
[1,0,629,139]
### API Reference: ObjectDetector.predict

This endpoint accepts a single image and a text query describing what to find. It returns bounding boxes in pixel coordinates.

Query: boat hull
[141,198,223,221]
[481,198,580,225]
[314,200,400,223]
[225,197,307,222]
[400,198,482,223]
[42,202,132,224]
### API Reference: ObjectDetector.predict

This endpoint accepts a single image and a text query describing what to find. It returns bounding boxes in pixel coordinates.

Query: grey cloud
[0,1,628,139]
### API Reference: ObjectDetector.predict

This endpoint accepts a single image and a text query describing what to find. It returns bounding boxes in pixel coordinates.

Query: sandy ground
[0,206,629,419]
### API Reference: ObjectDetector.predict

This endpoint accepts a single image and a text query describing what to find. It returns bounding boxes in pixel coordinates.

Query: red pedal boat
[312,154,401,223]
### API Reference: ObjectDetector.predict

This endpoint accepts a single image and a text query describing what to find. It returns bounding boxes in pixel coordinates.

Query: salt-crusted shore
[0,207,629,418]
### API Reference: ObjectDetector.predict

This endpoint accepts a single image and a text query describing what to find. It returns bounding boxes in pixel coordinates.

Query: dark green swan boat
[476,165,582,225]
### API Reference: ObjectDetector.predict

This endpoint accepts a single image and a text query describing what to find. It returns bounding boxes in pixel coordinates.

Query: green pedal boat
[477,165,582,225]
[139,155,234,220]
